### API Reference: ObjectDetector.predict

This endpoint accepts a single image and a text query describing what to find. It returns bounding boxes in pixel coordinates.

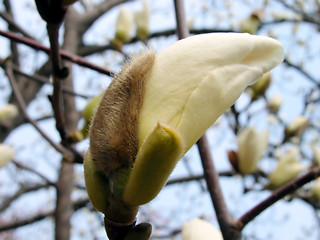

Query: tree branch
[236,166,320,230]
[4,62,74,161]
[0,30,114,76]
[0,198,89,232]
[78,0,130,34]
[197,136,241,240]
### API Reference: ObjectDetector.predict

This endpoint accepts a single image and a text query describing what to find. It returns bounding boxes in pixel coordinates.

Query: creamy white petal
[139,33,284,152]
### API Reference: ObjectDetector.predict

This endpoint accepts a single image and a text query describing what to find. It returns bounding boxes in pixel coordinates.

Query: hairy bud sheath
[89,51,155,175]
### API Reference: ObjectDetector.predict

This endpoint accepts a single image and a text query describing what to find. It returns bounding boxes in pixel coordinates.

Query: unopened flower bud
[249,71,271,100]
[311,178,320,200]
[135,0,150,42]
[182,218,223,240]
[113,7,134,46]
[268,94,282,112]
[268,148,305,188]
[0,144,15,168]
[0,104,18,124]
[85,33,284,213]
[240,11,262,34]
[237,126,269,175]
[285,116,309,140]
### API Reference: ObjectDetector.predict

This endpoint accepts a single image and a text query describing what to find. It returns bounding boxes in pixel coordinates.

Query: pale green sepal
[123,123,183,206]
[83,149,111,214]
[81,94,103,138]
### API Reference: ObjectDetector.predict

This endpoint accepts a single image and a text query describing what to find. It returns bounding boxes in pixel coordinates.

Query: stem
[0,30,114,76]
[237,166,320,230]
[173,0,189,39]
[47,23,66,139]
[197,136,241,240]
[5,62,74,160]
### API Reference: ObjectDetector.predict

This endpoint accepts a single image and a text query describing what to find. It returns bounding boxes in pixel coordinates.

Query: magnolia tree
[0,0,319,240]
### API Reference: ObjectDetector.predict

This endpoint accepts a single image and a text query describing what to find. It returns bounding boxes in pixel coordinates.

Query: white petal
[139,33,284,152]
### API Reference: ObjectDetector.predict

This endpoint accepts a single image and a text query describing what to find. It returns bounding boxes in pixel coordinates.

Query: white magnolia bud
[285,116,309,139]
[237,126,269,175]
[135,0,150,42]
[268,94,282,112]
[311,178,320,200]
[268,148,305,187]
[0,104,18,123]
[115,7,134,43]
[0,144,15,168]
[182,218,223,240]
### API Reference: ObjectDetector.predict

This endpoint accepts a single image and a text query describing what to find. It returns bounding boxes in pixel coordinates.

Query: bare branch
[0,30,114,76]
[4,62,74,161]
[237,166,320,230]
[78,0,130,34]
[0,183,53,212]
[0,198,89,232]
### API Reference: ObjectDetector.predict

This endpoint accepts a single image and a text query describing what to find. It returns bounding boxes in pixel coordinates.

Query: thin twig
[197,136,241,239]
[47,23,67,139]
[10,64,90,98]
[173,0,189,39]
[237,166,320,230]
[4,62,74,161]
[0,183,53,212]
[0,198,89,232]
[0,30,114,76]
[12,160,54,185]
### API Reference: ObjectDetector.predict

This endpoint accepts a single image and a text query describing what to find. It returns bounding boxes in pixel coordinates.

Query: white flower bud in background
[268,148,305,188]
[267,94,282,113]
[237,126,269,175]
[135,0,150,42]
[0,144,15,168]
[182,218,223,240]
[0,104,18,124]
[114,7,134,44]
[312,145,320,166]
[285,116,309,140]
[240,11,263,34]
[248,71,271,100]
[311,178,320,200]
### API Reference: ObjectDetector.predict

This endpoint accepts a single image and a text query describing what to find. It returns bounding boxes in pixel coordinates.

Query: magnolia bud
[285,116,309,140]
[0,104,18,124]
[85,33,284,212]
[268,94,282,112]
[240,12,261,34]
[237,126,269,175]
[311,178,320,200]
[0,144,15,168]
[182,218,223,240]
[312,146,320,166]
[135,0,150,42]
[268,148,305,188]
[249,72,271,100]
[80,94,103,138]
[113,7,134,46]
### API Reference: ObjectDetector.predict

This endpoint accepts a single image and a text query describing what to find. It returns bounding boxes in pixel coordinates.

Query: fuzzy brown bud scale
[89,51,155,176]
